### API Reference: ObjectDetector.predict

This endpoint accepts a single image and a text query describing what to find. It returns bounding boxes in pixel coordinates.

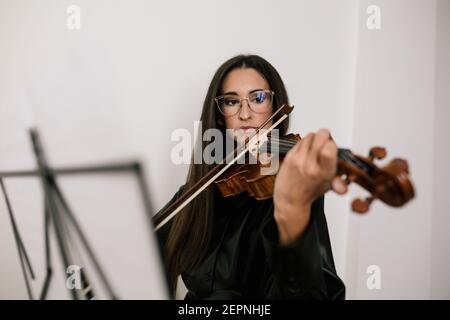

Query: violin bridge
[247,133,269,160]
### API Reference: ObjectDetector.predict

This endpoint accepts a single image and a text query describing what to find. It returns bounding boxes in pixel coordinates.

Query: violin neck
[265,137,372,174]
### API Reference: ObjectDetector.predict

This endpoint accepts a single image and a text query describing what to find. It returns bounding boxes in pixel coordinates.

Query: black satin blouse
[156,187,345,300]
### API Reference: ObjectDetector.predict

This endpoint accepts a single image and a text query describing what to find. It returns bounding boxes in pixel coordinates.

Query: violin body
[215,133,299,201]
[215,163,276,200]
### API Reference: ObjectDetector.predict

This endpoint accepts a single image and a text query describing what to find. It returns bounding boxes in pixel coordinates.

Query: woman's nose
[238,100,251,120]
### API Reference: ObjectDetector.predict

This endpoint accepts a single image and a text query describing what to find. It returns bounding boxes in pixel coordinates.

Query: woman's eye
[224,97,240,106]
[251,92,267,103]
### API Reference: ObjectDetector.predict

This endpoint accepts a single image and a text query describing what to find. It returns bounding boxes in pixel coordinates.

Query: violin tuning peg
[351,196,375,214]
[342,174,357,186]
[347,174,357,183]
[391,158,409,174]
[369,147,387,161]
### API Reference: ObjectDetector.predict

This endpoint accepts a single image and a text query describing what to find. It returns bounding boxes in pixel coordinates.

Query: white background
[0,0,449,299]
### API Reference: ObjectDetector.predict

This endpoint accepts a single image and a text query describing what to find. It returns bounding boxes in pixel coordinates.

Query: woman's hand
[273,129,348,245]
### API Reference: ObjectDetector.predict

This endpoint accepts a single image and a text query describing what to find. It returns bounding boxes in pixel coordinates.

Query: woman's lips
[238,126,257,131]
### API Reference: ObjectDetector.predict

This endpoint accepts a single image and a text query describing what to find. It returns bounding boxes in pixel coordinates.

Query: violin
[153,105,415,231]
[215,133,415,214]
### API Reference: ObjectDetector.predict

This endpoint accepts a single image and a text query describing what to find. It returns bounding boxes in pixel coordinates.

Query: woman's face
[220,68,273,136]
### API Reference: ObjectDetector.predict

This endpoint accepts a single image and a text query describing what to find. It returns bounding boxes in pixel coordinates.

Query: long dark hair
[165,54,290,293]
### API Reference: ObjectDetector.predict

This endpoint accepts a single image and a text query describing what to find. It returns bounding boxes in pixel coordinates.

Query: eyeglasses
[214,90,274,117]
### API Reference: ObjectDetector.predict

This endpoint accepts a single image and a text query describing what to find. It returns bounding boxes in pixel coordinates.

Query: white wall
[346,0,450,299]
[0,0,448,299]
[431,0,450,300]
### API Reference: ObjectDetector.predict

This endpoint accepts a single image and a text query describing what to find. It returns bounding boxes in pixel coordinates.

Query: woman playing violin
[157,54,348,299]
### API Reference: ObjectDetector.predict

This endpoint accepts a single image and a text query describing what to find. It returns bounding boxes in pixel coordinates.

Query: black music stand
[0,128,156,299]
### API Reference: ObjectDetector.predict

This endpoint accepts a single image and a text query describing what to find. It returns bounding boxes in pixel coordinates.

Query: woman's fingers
[285,129,340,192]
[318,139,338,177]
[308,129,331,162]
[296,132,314,160]
[332,176,348,195]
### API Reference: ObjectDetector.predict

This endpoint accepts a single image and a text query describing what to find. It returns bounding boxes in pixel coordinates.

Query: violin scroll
[338,147,415,214]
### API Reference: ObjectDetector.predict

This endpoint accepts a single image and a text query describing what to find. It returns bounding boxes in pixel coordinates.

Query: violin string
[260,136,373,176]
[267,136,359,165]
[264,141,292,155]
